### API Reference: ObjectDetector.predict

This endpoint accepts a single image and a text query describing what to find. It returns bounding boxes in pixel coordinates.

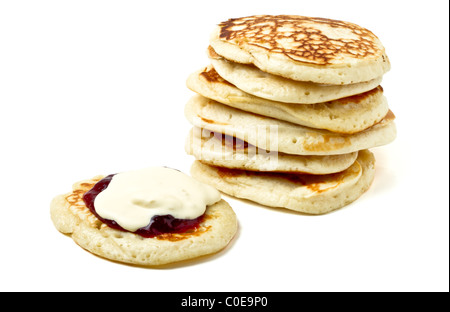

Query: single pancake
[50,175,237,266]
[210,15,390,84]
[209,48,383,104]
[191,150,375,214]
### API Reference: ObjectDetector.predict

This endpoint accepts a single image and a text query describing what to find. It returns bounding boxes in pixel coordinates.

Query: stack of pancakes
[184,15,396,214]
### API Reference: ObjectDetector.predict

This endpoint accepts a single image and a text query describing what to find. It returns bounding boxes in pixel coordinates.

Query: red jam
[82,174,204,238]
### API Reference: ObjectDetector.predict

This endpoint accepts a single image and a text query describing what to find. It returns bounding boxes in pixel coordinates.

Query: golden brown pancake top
[199,64,234,86]
[218,15,384,65]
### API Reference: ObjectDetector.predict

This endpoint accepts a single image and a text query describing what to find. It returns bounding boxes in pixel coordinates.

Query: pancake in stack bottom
[184,15,397,214]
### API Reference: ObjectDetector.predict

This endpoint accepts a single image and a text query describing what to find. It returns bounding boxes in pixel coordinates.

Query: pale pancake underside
[210,55,383,104]
[191,149,375,214]
[185,94,397,156]
[187,65,389,133]
[50,176,238,266]
[185,127,358,174]
[210,15,390,84]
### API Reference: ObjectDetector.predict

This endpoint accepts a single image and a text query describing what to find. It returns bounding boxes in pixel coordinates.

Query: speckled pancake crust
[191,150,375,214]
[210,15,390,84]
[50,176,238,266]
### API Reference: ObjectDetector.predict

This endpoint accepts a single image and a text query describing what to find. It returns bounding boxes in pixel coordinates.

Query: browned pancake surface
[218,15,384,65]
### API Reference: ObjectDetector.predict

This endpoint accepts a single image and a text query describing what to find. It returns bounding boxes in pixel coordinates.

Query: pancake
[185,94,397,156]
[185,127,358,174]
[187,65,389,133]
[210,15,390,84]
[191,149,375,214]
[209,47,383,104]
[50,176,238,266]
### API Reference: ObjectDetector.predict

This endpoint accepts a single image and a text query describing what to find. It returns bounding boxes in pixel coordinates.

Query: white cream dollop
[94,167,221,232]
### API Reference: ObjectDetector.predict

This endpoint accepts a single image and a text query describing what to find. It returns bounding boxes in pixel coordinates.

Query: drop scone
[50,167,237,266]
[191,150,375,215]
[209,15,390,85]
[207,47,383,104]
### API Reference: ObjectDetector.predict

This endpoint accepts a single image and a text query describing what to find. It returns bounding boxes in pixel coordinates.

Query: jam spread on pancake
[213,131,249,150]
[83,174,204,238]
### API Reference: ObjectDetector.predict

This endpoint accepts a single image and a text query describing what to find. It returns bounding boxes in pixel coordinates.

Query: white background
[0,0,448,292]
